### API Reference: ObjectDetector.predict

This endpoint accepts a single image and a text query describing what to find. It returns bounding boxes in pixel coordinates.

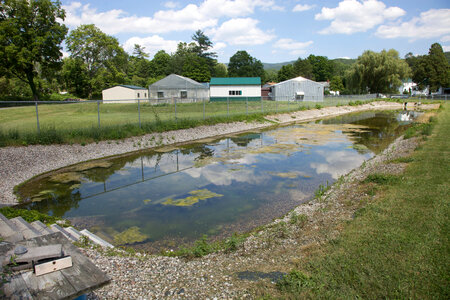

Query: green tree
[307,55,334,82]
[0,0,68,100]
[228,50,264,80]
[192,30,217,76]
[129,44,152,87]
[426,43,450,92]
[150,50,171,78]
[66,24,128,98]
[61,57,90,98]
[277,64,295,82]
[293,58,314,80]
[330,76,344,92]
[347,49,410,94]
[214,63,228,77]
[264,69,278,83]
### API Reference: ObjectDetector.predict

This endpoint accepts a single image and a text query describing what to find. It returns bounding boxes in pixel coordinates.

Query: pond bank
[81,116,432,299]
[0,101,436,206]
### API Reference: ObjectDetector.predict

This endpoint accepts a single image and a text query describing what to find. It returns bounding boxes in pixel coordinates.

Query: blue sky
[60,0,450,63]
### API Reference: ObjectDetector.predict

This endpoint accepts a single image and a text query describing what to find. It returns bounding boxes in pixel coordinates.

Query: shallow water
[17,110,418,251]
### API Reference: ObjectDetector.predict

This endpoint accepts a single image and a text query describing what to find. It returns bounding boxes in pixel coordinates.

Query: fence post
[276,99,278,114]
[97,100,100,128]
[35,101,40,134]
[288,98,290,112]
[227,97,229,117]
[174,97,177,123]
[203,97,206,120]
[246,97,248,115]
[138,98,141,128]
[261,96,263,113]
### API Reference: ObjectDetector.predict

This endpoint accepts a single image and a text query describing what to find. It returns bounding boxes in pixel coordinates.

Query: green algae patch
[49,172,84,184]
[162,189,224,206]
[269,172,300,179]
[114,226,148,245]
[71,161,113,172]
[143,199,152,204]
[352,144,370,153]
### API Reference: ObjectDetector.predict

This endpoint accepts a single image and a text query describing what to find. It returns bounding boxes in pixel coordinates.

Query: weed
[363,173,400,185]
[289,212,308,227]
[0,207,65,225]
[315,104,323,109]
[314,181,330,198]
[277,270,315,293]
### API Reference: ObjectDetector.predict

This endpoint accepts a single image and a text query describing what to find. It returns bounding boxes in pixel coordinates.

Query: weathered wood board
[1,232,110,299]
[35,256,73,276]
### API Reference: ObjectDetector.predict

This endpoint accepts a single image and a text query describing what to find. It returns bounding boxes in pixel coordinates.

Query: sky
[60,0,450,63]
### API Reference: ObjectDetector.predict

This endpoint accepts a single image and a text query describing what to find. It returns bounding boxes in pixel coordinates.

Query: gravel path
[0,101,427,206]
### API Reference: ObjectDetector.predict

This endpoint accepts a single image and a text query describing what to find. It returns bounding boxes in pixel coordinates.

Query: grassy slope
[277,103,449,299]
[0,99,370,146]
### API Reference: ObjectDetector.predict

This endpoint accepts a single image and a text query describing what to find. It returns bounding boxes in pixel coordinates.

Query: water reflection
[17,110,418,251]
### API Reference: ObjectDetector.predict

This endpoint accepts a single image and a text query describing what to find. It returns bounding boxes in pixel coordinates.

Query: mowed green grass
[0,98,371,146]
[275,103,449,299]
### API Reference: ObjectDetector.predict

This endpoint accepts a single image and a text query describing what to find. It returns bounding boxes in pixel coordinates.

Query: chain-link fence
[0,94,381,135]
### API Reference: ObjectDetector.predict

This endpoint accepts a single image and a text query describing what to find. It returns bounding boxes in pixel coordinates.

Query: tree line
[1,0,449,101]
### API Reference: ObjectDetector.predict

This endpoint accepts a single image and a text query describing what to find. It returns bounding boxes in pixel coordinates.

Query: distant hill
[263,58,356,70]
[263,61,295,71]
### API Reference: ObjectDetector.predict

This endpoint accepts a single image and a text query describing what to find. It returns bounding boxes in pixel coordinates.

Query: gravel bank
[1,101,433,206]
[82,131,422,299]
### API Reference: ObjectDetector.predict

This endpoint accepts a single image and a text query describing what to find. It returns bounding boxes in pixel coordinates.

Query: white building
[398,79,417,94]
[149,74,209,102]
[209,77,261,102]
[102,85,148,103]
[271,76,323,101]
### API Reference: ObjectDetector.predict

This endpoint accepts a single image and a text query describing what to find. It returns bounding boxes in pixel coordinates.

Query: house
[398,79,417,94]
[102,85,148,103]
[209,77,261,101]
[261,82,276,99]
[271,76,324,101]
[149,74,209,102]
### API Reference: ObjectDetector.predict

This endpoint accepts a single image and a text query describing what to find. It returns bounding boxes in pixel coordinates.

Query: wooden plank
[10,217,41,239]
[0,213,23,243]
[50,224,78,242]
[2,273,33,299]
[35,256,72,276]
[14,244,62,264]
[80,229,114,248]
[22,269,77,299]
[30,220,53,235]
[34,232,110,296]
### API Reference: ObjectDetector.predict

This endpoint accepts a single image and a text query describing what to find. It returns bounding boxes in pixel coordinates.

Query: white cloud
[293,4,314,12]
[209,18,276,45]
[441,35,450,43]
[63,0,281,35]
[315,0,405,34]
[273,38,313,55]
[123,36,180,57]
[376,9,450,40]
[443,45,450,52]
[212,42,227,52]
[163,1,180,9]
[310,150,366,179]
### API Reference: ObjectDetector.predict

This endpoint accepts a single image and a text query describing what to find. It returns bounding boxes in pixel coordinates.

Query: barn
[149,74,209,102]
[271,76,324,101]
[102,85,148,103]
[209,77,261,101]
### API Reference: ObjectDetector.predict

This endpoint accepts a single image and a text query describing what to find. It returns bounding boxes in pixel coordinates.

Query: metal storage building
[271,76,324,101]
[102,85,148,103]
[210,77,261,101]
[149,74,209,102]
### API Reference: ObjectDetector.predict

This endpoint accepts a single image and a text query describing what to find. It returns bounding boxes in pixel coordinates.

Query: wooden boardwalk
[0,213,110,299]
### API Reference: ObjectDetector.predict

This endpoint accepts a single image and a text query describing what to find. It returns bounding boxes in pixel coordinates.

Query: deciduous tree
[228,50,264,80]
[0,0,68,100]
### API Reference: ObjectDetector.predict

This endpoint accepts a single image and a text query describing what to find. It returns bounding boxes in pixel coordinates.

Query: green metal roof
[210,77,261,86]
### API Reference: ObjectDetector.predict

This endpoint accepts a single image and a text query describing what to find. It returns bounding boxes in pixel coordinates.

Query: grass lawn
[275,103,449,298]
[0,98,372,146]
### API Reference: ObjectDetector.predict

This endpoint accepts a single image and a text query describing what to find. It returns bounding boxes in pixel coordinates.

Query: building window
[144,93,147,98]
[137,93,140,98]
[157,92,164,99]
[228,90,242,96]
[180,91,187,99]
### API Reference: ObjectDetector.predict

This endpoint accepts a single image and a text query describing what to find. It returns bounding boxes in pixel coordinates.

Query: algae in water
[114,226,148,245]
[162,189,223,206]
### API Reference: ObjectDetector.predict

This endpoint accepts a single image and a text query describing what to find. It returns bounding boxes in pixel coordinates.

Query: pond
[17,110,419,252]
